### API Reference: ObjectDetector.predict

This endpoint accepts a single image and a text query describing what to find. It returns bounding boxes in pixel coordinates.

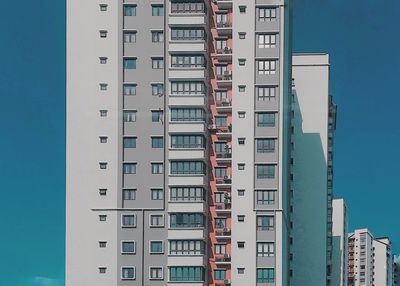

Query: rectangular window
[150,267,163,280]
[169,267,205,282]
[152,5,164,16]
[152,58,164,69]
[171,28,205,41]
[152,31,164,42]
[215,167,227,178]
[123,137,137,148]
[171,135,205,148]
[152,110,163,122]
[124,58,137,69]
[215,244,226,254]
[121,241,136,254]
[151,189,163,200]
[215,116,227,127]
[150,241,164,254]
[171,81,205,95]
[170,161,205,175]
[258,34,277,48]
[123,84,137,96]
[150,214,164,227]
[124,5,137,16]
[256,139,275,153]
[215,218,226,228]
[256,190,275,205]
[152,137,164,148]
[124,31,137,43]
[123,189,136,200]
[257,113,275,127]
[123,163,137,174]
[214,270,226,280]
[257,86,276,101]
[122,214,136,227]
[216,13,228,26]
[170,2,205,14]
[171,55,205,68]
[170,213,205,228]
[257,216,274,231]
[121,267,135,280]
[170,187,204,202]
[170,108,205,122]
[256,165,275,179]
[257,268,275,283]
[169,240,204,255]
[123,110,137,122]
[151,163,163,174]
[257,242,275,257]
[257,7,277,22]
[257,60,276,75]
[152,84,164,96]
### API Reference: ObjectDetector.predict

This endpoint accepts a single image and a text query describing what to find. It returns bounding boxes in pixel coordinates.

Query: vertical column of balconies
[209,1,233,286]
[166,1,210,286]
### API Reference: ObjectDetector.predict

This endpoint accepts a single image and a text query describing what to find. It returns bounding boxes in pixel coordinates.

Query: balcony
[215,254,231,265]
[216,99,232,112]
[215,228,231,239]
[216,72,232,87]
[216,149,232,164]
[215,201,231,213]
[216,0,232,9]
[216,125,232,139]
[216,22,232,36]
[216,176,232,188]
[216,48,232,62]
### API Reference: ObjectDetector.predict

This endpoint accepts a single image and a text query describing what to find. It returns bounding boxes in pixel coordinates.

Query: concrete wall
[332,198,348,286]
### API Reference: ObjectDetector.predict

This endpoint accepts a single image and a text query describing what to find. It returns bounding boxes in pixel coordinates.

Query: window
[152,58,164,69]
[100,110,108,117]
[258,60,276,75]
[123,137,137,148]
[99,30,107,38]
[215,244,226,254]
[99,267,107,273]
[123,110,136,122]
[239,58,246,66]
[171,55,205,68]
[152,84,164,96]
[258,34,277,48]
[99,57,107,64]
[238,164,245,170]
[170,213,205,228]
[171,81,205,95]
[257,268,275,283]
[214,270,226,280]
[238,189,245,196]
[171,135,205,148]
[121,241,136,254]
[151,163,163,174]
[215,218,226,229]
[124,5,137,16]
[151,137,164,148]
[237,112,246,119]
[215,116,227,127]
[216,65,227,76]
[239,5,246,13]
[99,215,107,221]
[215,167,227,178]
[150,267,163,280]
[150,214,164,227]
[171,108,205,122]
[238,85,246,92]
[152,5,164,16]
[256,165,275,179]
[99,162,107,169]
[124,31,136,43]
[216,13,228,26]
[238,268,245,274]
[238,32,246,39]
[169,240,204,255]
[258,7,277,22]
[99,241,107,248]
[100,4,108,11]
[257,86,276,101]
[123,163,137,174]
[171,28,205,41]
[100,83,108,90]
[123,84,137,96]
[151,189,163,200]
[123,189,136,200]
[216,39,228,51]
[170,187,204,201]
[171,161,205,175]
[152,31,164,42]
[257,216,274,231]
[152,110,163,122]
[124,58,137,69]
[170,2,205,14]
[257,242,274,257]
[215,90,227,101]
[99,188,107,196]
[122,214,136,227]
[169,267,205,282]
[257,113,275,127]
[150,241,164,254]
[256,139,275,153]
[215,192,224,203]
[238,138,246,145]
[237,241,245,248]
[238,215,245,222]
[121,267,135,280]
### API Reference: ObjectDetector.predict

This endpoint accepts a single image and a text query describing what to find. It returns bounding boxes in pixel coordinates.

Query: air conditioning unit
[208,124,217,130]
[223,228,230,232]
[223,175,231,180]
[224,192,231,198]
[224,144,232,150]
[224,254,231,258]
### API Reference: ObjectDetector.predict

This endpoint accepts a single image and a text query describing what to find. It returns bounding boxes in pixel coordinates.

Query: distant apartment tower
[348,229,393,286]
[332,198,348,286]
[66,1,337,286]
[394,257,399,286]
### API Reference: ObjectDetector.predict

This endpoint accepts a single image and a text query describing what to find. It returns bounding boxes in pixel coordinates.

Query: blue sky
[0,0,398,285]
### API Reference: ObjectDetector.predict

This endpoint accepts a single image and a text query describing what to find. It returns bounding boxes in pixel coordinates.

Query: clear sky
[0,0,398,285]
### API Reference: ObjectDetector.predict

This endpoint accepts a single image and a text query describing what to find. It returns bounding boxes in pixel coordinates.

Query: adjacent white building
[332,198,348,286]
[373,237,393,286]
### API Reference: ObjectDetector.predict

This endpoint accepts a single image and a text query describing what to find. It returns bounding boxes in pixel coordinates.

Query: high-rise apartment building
[67,1,337,286]
[348,229,393,286]
[332,198,348,286]
[394,257,399,286]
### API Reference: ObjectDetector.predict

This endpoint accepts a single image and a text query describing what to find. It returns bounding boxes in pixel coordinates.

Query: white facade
[332,198,348,286]
[373,238,393,286]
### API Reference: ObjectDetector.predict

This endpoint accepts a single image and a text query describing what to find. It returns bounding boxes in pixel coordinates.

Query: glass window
[124,5,137,16]
[123,189,136,200]
[170,2,205,13]
[257,242,275,257]
[256,190,275,205]
[123,137,137,148]
[169,240,204,255]
[150,215,164,227]
[215,116,227,127]
[257,216,274,231]
[214,270,226,280]
[215,244,226,254]
[170,108,205,122]
[215,218,226,228]
[258,34,277,48]
[215,167,227,178]
[152,84,164,96]
[122,241,135,253]
[124,58,137,69]
[257,86,276,101]
[256,165,275,179]
[151,189,163,200]
[171,28,205,41]
[256,268,275,283]
[170,161,205,175]
[170,213,205,228]
[123,163,137,174]
[150,267,163,279]
[257,7,277,22]
[150,241,164,253]
[171,135,205,148]
[171,55,205,68]
[122,214,136,227]
[256,138,275,153]
[121,267,135,279]
[257,60,276,75]
[124,31,137,43]
[169,267,205,282]
[171,81,205,95]
[170,187,204,201]
[151,163,163,174]
[257,113,275,127]
[123,84,137,96]
[152,110,163,122]
[152,137,164,148]
[152,58,164,69]
[152,5,164,16]
[152,31,164,42]
[123,110,136,122]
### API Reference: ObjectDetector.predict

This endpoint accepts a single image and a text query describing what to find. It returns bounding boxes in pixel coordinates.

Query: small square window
[238,163,245,170]
[238,112,245,118]
[151,189,163,200]
[151,110,163,122]
[123,189,136,200]
[121,267,136,280]
[99,136,108,143]
[99,215,107,221]
[100,83,108,91]
[238,189,245,196]
[152,5,164,16]
[99,241,107,248]
[152,83,164,96]
[151,137,164,148]
[150,241,164,254]
[238,215,245,222]
[238,32,246,39]
[151,163,163,174]
[99,267,107,274]
[99,57,107,64]
[239,5,246,13]
[99,188,107,196]
[238,138,246,145]
[121,241,136,254]
[152,58,164,69]
[99,30,108,38]
[150,214,164,227]
[124,5,137,16]
[238,58,246,66]
[100,110,108,117]
[99,162,107,169]
[152,31,164,43]
[122,214,136,227]
[238,268,245,274]
[238,85,246,92]
[100,4,108,11]
[150,267,163,280]
[124,58,137,69]
[238,241,245,248]
[124,31,137,43]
